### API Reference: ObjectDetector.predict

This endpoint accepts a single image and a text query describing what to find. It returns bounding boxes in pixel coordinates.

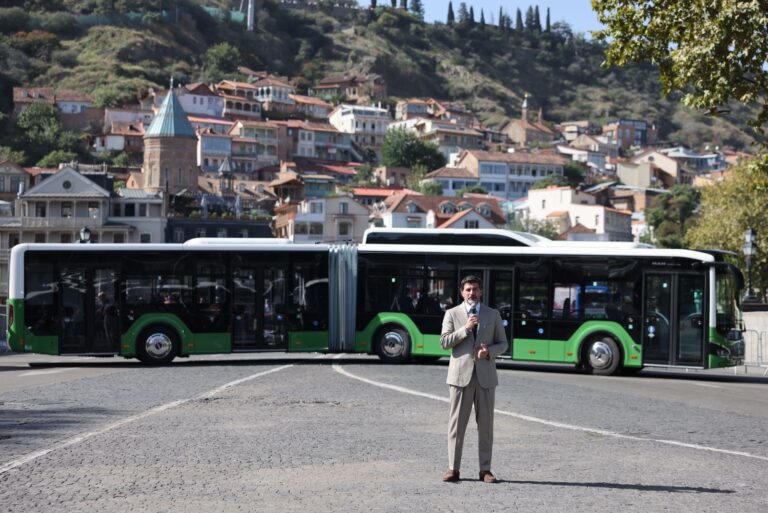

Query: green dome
[144,89,197,139]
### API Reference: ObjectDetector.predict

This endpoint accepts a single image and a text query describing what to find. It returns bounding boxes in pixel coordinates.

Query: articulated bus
[6,230,745,375]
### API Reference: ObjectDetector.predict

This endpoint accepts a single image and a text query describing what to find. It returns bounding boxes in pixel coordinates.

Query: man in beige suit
[440,275,508,483]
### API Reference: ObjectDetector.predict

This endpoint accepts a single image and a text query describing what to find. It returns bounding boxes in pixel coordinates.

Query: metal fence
[743,330,768,375]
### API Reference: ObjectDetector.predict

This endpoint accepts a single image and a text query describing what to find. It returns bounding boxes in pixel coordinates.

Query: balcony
[21,217,104,229]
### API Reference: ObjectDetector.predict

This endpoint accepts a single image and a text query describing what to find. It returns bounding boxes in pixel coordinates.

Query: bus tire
[583,335,621,376]
[375,325,411,363]
[136,325,179,365]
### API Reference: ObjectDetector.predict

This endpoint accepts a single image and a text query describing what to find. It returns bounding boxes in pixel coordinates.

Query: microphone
[469,305,477,337]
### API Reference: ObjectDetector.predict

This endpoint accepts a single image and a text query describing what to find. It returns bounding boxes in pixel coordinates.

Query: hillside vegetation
[0,0,762,153]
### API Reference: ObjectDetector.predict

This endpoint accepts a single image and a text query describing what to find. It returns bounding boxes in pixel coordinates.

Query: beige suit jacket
[440,302,509,388]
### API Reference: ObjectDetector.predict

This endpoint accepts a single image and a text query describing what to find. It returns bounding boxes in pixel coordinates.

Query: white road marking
[332,358,768,463]
[18,368,74,378]
[690,382,723,389]
[0,364,294,475]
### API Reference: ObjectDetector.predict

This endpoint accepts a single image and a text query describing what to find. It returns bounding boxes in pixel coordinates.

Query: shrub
[0,8,30,34]
[38,12,81,37]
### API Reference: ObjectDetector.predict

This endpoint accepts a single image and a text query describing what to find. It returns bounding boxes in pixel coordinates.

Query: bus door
[232,266,287,350]
[60,266,120,354]
[488,270,514,355]
[513,265,550,361]
[643,274,706,366]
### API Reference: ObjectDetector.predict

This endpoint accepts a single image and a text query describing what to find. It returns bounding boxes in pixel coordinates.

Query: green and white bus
[6,230,745,374]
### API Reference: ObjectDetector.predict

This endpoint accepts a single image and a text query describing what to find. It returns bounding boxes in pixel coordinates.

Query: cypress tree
[410,0,424,20]
[525,6,534,31]
[371,0,376,8]
[447,1,455,25]
[399,0,407,9]
[480,8,485,29]
[457,2,469,23]
[534,5,541,31]
[515,8,523,31]
[545,7,550,32]
[469,6,475,24]
[498,6,504,28]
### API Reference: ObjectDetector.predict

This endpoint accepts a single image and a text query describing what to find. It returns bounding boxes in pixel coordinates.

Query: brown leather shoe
[442,469,460,482]
[479,470,498,483]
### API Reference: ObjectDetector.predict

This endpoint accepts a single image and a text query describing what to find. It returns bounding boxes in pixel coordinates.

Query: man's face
[461,282,482,305]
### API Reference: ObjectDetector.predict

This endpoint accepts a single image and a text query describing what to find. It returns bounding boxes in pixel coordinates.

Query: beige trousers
[447,369,495,472]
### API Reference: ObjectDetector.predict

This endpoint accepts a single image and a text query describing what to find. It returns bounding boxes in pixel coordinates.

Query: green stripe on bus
[289,331,328,352]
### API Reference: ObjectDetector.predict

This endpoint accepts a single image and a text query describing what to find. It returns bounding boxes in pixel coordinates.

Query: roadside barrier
[742,330,768,375]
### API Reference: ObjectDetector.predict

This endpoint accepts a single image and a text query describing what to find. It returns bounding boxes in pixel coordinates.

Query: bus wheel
[136,326,178,365]
[584,336,620,376]
[375,326,411,364]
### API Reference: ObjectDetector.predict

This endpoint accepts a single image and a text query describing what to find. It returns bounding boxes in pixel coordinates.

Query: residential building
[328,104,390,152]
[215,80,262,119]
[424,166,478,196]
[426,99,478,128]
[502,107,558,147]
[453,149,567,200]
[0,161,32,202]
[374,166,410,187]
[351,186,410,207]
[103,108,154,130]
[197,129,233,173]
[145,83,225,118]
[94,122,145,154]
[12,87,93,117]
[187,116,234,135]
[395,99,430,120]
[659,146,727,173]
[132,88,200,195]
[602,118,657,150]
[289,94,334,119]
[557,145,606,174]
[390,118,483,160]
[310,74,387,103]
[228,120,280,173]
[554,120,599,142]
[630,150,689,187]
[275,120,354,162]
[273,195,370,242]
[370,193,505,229]
[252,77,296,113]
[526,186,632,241]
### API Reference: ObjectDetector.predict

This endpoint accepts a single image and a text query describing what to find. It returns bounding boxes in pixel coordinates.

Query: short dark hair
[460,275,483,290]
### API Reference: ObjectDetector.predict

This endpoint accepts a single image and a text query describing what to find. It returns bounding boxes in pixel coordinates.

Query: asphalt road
[1,352,766,512]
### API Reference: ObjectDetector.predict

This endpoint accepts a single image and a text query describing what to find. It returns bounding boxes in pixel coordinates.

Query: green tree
[380,128,447,171]
[645,184,700,248]
[37,149,76,168]
[455,184,487,197]
[593,0,768,132]
[563,162,585,186]
[515,8,523,31]
[686,155,768,297]
[203,43,241,82]
[420,179,443,196]
[447,1,455,25]
[370,0,377,8]
[530,174,570,189]
[457,2,469,24]
[353,163,380,185]
[508,218,559,239]
[533,5,541,31]
[479,9,485,30]
[545,7,550,32]
[410,0,424,20]
[0,146,27,165]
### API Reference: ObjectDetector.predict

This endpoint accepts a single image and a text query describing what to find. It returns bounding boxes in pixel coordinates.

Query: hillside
[0,0,762,154]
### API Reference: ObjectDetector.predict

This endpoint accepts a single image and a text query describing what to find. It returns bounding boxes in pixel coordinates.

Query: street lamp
[742,228,757,302]
[79,226,91,244]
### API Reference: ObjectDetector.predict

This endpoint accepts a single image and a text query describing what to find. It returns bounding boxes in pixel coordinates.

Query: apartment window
[217,228,227,238]
[595,215,600,226]
[139,204,147,217]
[60,233,72,243]
[575,216,580,225]
[113,233,125,243]
[310,202,323,214]
[338,222,351,237]
[140,233,151,243]
[34,233,46,243]
[309,223,323,235]
[88,202,100,219]
[61,202,73,218]
[195,228,206,238]
[173,228,184,243]
[35,203,46,217]
[465,220,479,229]
[339,202,348,214]
[124,204,135,217]
[541,199,546,209]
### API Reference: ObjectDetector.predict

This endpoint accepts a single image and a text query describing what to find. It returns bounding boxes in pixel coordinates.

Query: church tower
[142,84,199,194]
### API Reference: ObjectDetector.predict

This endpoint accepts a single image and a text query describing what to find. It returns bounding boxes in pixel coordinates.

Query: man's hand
[477,343,489,360]
[465,312,478,332]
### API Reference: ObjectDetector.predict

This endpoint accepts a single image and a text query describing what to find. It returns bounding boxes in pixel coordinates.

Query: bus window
[365,264,423,314]
[553,284,580,320]
[292,263,328,330]
[423,267,455,314]
[517,269,548,319]
[25,262,57,336]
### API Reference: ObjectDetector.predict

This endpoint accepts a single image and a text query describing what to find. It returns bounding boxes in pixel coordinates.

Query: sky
[421,1,602,37]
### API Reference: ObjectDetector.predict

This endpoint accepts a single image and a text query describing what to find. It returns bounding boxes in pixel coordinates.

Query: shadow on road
[500,479,735,494]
